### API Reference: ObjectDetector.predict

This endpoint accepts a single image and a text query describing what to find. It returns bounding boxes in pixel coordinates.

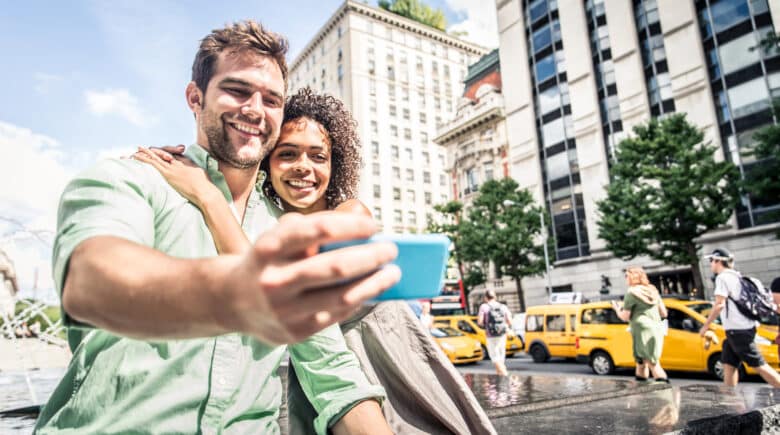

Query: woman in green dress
[612,266,669,383]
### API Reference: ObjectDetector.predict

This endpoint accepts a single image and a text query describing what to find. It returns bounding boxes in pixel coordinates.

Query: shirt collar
[184,143,268,203]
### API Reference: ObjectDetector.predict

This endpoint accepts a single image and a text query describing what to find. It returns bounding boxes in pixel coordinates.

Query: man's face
[195,50,285,168]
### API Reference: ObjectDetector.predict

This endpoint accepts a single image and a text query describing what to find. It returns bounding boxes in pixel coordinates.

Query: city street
[456,354,766,387]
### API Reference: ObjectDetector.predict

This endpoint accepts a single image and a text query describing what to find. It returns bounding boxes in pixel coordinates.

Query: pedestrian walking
[612,266,669,383]
[478,290,513,376]
[699,248,780,387]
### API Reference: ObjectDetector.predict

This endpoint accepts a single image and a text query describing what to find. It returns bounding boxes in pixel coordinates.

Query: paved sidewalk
[0,338,71,372]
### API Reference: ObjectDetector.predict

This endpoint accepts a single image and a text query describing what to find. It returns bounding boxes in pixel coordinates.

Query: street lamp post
[502,200,553,297]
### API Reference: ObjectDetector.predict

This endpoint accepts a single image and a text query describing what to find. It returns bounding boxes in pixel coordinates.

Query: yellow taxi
[523,304,581,362]
[433,315,524,358]
[574,298,780,378]
[430,326,483,364]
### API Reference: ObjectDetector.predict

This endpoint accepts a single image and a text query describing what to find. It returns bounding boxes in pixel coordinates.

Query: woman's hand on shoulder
[334,198,372,217]
[133,145,220,207]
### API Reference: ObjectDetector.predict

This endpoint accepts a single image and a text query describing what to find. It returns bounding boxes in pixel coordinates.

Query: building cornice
[434,106,503,144]
[290,0,488,72]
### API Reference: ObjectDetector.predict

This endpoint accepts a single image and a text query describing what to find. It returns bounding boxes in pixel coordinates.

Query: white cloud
[445,0,499,49]
[85,88,157,127]
[33,72,64,95]
[0,121,76,298]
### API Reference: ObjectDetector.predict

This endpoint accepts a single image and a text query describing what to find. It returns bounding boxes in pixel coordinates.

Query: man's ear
[186,81,203,117]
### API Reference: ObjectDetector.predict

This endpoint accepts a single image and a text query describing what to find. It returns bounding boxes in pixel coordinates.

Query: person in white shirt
[477,290,512,376]
[699,248,780,387]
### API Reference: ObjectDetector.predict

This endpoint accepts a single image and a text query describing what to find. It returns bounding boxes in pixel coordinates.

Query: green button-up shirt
[35,144,385,434]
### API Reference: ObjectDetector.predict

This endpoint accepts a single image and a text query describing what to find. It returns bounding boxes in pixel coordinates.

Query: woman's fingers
[146,147,177,163]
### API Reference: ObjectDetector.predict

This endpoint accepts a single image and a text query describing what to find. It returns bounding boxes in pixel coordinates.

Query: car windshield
[430,327,463,338]
[687,303,721,325]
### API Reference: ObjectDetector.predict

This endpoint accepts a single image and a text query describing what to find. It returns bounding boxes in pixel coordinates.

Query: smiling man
[35,21,395,434]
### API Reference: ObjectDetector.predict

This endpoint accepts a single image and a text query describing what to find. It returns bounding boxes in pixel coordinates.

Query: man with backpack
[477,290,513,376]
[698,248,780,387]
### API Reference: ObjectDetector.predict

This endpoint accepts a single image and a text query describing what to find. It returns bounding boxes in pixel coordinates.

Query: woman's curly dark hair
[260,87,362,210]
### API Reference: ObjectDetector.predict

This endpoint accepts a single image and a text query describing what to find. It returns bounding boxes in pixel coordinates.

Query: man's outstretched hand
[215,212,400,344]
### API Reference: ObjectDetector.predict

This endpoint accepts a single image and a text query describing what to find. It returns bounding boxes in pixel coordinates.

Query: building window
[393,188,401,201]
[421,132,429,143]
[371,121,378,135]
[424,191,432,204]
[409,211,417,224]
[404,128,412,140]
[371,141,379,156]
[394,210,403,224]
[407,189,416,202]
[422,151,430,164]
[391,125,398,138]
[393,166,400,179]
[373,185,381,199]
[391,145,399,159]
[372,163,380,176]
[389,105,397,117]
[374,207,382,220]
[423,171,431,184]
[389,86,396,100]
[420,112,427,124]
[406,168,414,181]
[405,148,413,160]
[403,108,410,120]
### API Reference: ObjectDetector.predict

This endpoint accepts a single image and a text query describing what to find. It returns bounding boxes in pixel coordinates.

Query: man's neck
[219,162,260,221]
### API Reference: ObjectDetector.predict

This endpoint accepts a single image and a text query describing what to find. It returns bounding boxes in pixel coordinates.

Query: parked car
[574,298,780,379]
[433,314,524,358]
[524,304,580,362]
[430,326,483,364]
[512,312,526,346]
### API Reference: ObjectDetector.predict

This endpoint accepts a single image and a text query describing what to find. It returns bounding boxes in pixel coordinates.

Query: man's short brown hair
[192,20,289,94]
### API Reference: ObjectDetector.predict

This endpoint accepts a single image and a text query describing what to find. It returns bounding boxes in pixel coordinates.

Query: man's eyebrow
[218,78,284,101]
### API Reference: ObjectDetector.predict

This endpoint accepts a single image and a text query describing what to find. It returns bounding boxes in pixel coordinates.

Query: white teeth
[287,180,314,188]
[232,123,261,135]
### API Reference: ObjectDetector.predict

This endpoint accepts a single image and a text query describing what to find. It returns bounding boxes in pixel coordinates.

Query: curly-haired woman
[134,87,495,435]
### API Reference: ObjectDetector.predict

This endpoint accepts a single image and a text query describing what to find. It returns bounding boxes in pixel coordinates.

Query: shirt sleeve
[288,323,386,435]
[713,274,731,299]
[622,292,636,312]
[52,159,156,330]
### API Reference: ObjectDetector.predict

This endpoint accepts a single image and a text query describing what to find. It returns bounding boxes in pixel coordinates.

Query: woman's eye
[313,154,328,162]
[265,98,281,108]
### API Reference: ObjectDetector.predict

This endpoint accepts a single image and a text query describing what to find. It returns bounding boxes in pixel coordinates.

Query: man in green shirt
[35,21,398,434]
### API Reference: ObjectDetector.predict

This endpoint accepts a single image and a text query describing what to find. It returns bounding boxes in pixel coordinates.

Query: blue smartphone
[319,234,451,301]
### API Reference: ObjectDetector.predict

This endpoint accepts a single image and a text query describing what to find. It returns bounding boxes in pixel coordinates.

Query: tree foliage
[378,0,447,31]
[742,101,780,238]
[458,178,550,312]
[597,114,740,292]
[426,201,467,290]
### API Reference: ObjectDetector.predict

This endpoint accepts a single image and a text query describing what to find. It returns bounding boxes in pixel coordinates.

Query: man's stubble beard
[201,105,277,169]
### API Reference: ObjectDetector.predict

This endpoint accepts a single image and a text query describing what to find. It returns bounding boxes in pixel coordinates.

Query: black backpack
[486,303,507,336]
[727,273,775,322]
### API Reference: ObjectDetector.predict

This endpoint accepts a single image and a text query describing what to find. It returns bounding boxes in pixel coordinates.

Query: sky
[0,0,498,301]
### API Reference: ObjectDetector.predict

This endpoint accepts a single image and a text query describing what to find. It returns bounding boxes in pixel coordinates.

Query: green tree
[459,178,550,313]
[426,201,467,289]
[742,102,780,238]
[597,114,740,292]
[378,0,447,31]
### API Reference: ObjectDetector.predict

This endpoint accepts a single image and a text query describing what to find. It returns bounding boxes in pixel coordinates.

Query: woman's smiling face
[269,117,331,214]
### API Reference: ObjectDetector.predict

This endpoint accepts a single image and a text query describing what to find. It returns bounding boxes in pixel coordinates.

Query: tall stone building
[496,0,780,306]
[288,0,487,233]
[433,49,519,312]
